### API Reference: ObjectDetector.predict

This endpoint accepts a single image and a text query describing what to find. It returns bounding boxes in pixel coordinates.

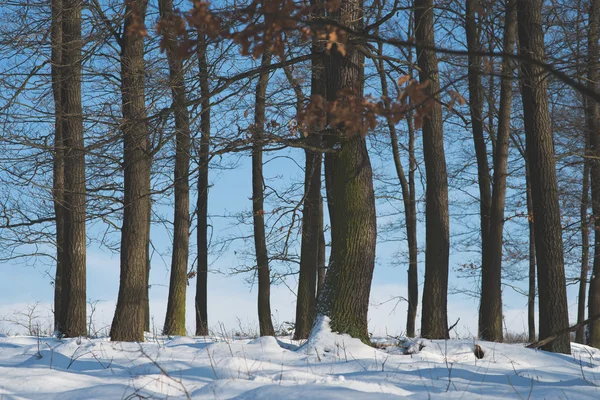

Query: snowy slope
[0,319,598,399]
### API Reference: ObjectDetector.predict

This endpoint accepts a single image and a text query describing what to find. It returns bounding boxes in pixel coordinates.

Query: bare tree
[416,0,450,340]
[160,0,192,336]
[517,0,571,354]
[59,0,87,337]
[111,0,152,342]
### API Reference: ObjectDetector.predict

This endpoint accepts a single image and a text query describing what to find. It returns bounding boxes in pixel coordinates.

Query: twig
[526,314,600,349]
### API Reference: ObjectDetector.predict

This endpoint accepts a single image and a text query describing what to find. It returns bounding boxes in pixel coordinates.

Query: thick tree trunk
[51,0,65,333]
[479,0,517,343]
[415,0,450,339]
[517,0,571,354]
[59,0,87,337]
[111,0,152,342]
[315,0,377,344]
[587,0,600,349]
[196,32,210,337]
[160,0,191,336]
[253,51,275,337]
[294,2,325,339]
[526,160,536,343]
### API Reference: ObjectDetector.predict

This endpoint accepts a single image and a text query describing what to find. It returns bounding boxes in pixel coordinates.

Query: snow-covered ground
[0,318,598,399]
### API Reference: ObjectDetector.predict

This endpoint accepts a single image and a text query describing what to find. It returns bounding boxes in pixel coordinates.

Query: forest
[0,0,599,360]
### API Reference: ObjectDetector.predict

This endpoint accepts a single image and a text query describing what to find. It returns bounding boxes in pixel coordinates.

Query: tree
[315,0,377,343]
[294,0,325,340]
[253,51,276,337]
[59,0,87,337]
[160,0,192,336]
[517,0,571,354]
[195,31,211,337]
[416,0,451,340]
[465,0,495,341]
[51,0,65,333]
[577,121,590,344]
[477,0,517,343]
[587,0,600,348]
[111,0,152,342]
[373,38,418,338]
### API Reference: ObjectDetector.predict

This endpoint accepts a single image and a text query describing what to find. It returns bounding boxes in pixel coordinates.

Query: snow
[0,318,599,398]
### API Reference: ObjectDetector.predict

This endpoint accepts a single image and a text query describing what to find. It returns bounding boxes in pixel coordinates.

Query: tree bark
[415,0,450,339]
[253,51,275,337]
[577,135,590,344]
[294,0,325,340]
[517,0,571,354]
[526,159,536,343]
[59,0,87,337]
[161,0,191,336]
[479,0,517,343]
[317,195,326,297]
[466,0,494,342]
[196,32,210,337]
[111,0,152,342]
[587,0,600,349]
[315,0,377,344]
[51,0,65,333]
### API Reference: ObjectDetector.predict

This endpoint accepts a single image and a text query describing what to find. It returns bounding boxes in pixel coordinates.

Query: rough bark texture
[111,0,151,342]
[59,0,87,337]
[161,0,191,336]
[294,2,325,339]
[587,0,600,349]
[479,0,517,343]
[195,32,210,337]
[526,160,536,343]
[415,0,450,339]
[253,51,275,337]
[467,0,496,342]
[517,0,571,354]
[315,0,377,344]
[51,0,65,333]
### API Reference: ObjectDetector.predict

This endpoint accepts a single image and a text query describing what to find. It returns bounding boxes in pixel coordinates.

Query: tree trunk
[111,0,151,342]
[253,51,275,337]
[315,0,377,344]
[587,0,600,349]
[144,229,150,332]
[526,159,536,343]
[51,0,65,333]
[577,135,590,344]
[374,41,418,338]
[317,195,326,296]
[160,0,191,336]
[196,32,210,337]
[294,1,325,339]
[415,0,450,340]
[517,0,571,354]
[59,0,87,337]
[466,0,495,342]
[479,0,517,343]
